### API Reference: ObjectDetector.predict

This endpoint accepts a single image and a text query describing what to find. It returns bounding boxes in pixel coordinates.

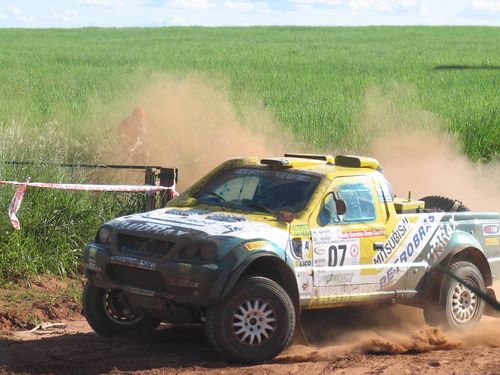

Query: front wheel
[205,276,296,364]
[423,261,485,331]
[83,281,160,337]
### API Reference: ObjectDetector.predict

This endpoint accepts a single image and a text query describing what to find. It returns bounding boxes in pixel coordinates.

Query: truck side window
[320,181,376,225]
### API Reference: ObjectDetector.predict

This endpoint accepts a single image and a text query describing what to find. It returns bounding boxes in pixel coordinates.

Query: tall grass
[0,26,498,281]
[0,122,145,282]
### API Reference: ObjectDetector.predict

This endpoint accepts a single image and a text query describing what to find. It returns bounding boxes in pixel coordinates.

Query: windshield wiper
[202,191,226,202]
[238,199,278,218]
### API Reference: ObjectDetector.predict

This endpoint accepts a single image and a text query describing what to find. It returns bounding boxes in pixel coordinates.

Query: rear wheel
[420,195,470,212]
[205,276,295,364]
[83,281,160,337]
[424,261,485,331]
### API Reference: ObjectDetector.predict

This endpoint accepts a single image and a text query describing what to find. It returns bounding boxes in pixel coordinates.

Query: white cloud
[168,0,216,9]
[224,1,256,11]
[397,0,417,7]
[76,0,125,7]
[469,0,500,13]
[6,5,21,15]
[289,0,342,4]
[346,0,423,14]
[419,1,428,16]
[224,1,271,12]
[53,10,79,21]
[4,4,34,23]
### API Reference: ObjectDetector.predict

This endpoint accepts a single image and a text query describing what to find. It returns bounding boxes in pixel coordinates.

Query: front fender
[221,251,290,299]
[206,238,292,304]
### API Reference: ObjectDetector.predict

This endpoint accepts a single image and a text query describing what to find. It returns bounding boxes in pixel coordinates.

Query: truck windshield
[196,167,321,214]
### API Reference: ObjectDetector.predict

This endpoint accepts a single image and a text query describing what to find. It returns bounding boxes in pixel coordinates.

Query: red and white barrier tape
[8,177,30,230]
[1,178,178,230]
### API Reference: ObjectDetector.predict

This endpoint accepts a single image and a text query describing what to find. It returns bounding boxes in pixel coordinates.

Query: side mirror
[333,191,347,216]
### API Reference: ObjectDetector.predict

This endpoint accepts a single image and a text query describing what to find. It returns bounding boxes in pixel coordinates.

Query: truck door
[309,175,405,306]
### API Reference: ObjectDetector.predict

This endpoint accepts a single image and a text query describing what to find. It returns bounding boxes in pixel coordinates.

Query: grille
[117,234,175,258]
[107,264,164,291]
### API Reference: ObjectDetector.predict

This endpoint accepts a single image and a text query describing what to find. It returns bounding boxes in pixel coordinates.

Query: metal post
[144,167,155,211]
[159,167,178,207]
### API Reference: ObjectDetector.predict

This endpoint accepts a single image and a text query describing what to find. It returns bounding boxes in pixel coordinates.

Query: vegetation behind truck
[83,154,500,363]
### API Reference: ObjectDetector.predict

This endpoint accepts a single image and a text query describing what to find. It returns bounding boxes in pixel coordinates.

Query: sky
[0,0,499,27]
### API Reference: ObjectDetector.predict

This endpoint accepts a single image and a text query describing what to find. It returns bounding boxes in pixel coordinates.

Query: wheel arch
[448,246,492,287]
[424,246,492,303]
[222,253,300,317]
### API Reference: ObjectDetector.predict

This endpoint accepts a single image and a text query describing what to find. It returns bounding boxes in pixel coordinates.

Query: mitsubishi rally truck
[83,154,500,364]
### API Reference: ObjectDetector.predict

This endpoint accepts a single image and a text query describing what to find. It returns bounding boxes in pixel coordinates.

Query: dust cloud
[279,326,460,363]
[279,304,500,363]
[358,85,500,212]
[101,74,294,191]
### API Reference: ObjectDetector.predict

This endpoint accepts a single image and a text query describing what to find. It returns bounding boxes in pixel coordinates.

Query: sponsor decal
[220,224,246,234]
[235,168,313,182]
[313,237,361,268]
[296,269,313,295]
[378,214,441,288]
[291,224,311,236]
[342,229,385,239]
[373,217,411,264]
[427,216,457,264]
[485,237,499,247]
[178,262,192,271]
[110,256,157,271]
[350,243,360,258]
[483,224,500,236]
[314,247,326,256]
[296,260,312,267]
[321,272,354,285]
[313,258,326,267]
[292,238,311,260]
[292,238,303,259]
[309,293,370,308]
[169,279,200,288]
[205,213,246,222]
[244,240,270,251]
[311,227,342,245]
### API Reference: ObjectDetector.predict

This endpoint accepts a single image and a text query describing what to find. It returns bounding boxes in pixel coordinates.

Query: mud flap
[292,315,309,346]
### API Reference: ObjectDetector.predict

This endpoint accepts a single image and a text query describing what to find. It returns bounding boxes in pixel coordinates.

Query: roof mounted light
[260,159,292,168]
[335,155,380,170]
[284,153,335,164]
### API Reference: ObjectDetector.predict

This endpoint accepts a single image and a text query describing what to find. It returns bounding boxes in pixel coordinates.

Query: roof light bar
[283,153,334,164]
[260,159,292,168]
[335,155,380,170]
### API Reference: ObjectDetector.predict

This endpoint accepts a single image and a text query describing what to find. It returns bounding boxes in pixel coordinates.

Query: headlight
[97,226,113,245]
[178,243,216,262]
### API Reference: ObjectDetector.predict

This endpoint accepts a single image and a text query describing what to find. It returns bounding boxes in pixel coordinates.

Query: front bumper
[84,243,235,307]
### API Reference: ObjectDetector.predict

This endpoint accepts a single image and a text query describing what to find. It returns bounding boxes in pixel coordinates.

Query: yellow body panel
[168,154,432,310]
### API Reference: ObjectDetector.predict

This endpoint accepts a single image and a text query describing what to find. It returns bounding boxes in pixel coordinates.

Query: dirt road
[1,304,499,375]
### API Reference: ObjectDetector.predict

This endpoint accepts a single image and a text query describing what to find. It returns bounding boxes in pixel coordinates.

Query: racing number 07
[328,244,347,267]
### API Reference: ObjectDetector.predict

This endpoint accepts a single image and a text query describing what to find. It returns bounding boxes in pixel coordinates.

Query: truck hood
[110,208,291,249]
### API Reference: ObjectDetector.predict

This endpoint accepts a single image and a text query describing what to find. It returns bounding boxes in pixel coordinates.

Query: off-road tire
[420,195,470,212]
[205,276,295,364]
[83,281,160,337]
[423,261,485,331]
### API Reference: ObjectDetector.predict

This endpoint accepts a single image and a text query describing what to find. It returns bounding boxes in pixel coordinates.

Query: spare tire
[420,195,470,212]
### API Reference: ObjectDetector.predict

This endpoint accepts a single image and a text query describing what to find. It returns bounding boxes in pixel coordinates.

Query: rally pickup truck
[83,154,500,364]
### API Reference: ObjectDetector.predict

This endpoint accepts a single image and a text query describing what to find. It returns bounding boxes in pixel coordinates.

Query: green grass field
[0,26,499,281]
